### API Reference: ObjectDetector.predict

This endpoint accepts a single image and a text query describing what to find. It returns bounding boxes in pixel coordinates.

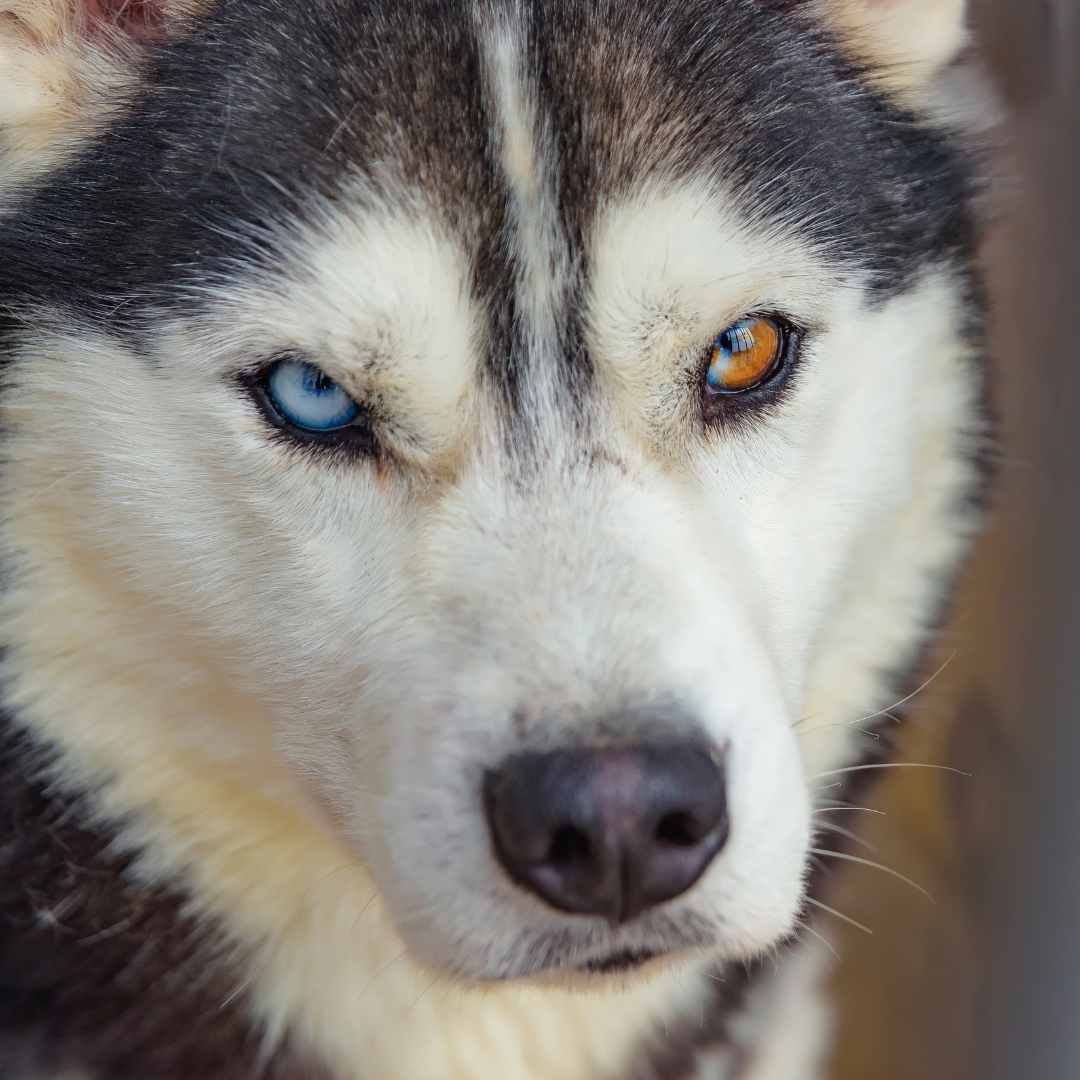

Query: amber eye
[704,316,785,395]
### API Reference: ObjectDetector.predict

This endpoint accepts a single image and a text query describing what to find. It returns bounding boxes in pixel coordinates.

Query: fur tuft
[0,0,202,187]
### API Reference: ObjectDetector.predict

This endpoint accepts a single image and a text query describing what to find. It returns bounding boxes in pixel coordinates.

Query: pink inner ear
[80,0,173,44]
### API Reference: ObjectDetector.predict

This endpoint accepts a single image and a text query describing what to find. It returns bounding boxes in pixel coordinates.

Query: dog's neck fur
[0,724,331,1080]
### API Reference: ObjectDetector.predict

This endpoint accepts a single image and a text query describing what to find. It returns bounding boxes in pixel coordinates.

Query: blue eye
[264,360,361,432]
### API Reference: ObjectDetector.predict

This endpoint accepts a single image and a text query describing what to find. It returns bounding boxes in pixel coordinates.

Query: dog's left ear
[0,1,203,183]
[817,0,969,93]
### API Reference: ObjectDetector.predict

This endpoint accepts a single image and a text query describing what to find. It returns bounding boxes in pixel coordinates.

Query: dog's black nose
[484,742,729,923]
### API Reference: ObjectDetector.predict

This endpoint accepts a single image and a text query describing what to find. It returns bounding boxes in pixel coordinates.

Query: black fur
[0,721,330,1080]
[0,1,988,1077]
[0,0,979,415]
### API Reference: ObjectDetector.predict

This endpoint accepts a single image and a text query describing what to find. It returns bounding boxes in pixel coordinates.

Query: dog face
[0,0,986,984]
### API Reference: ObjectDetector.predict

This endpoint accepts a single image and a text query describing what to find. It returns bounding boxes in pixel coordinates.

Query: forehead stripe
[479,14,572,408]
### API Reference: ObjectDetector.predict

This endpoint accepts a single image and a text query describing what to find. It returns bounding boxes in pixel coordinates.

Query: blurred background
[827,1,1080,1077]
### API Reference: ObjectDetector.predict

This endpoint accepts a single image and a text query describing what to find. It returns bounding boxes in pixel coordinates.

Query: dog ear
[0,1,202,181]
[816,0,969,92]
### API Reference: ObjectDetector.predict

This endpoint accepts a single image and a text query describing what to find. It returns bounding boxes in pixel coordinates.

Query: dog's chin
[392,912,711,989]
[485,943,706,995]
[579,948,661,975]
[387,934,693,994]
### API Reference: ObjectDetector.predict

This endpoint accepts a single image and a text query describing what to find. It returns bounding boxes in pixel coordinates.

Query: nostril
[655,810,706,848]
[485,740,729,921]
[547,824,592,867]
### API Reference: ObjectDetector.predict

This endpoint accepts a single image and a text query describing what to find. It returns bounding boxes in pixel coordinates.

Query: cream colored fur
[0,3,122,185]
[816,0,968,101]
[0,2,983,1078]
[0,239,983,1080]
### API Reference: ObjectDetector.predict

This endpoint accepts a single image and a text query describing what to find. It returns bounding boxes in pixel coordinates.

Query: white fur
[587,183,983,784]
[0,214,981,1080]
[193,196,484,464]
[0,6,985,1079]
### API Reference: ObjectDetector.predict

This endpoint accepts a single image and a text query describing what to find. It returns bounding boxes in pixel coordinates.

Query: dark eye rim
[699,314,804,426]
[238,357,379,457]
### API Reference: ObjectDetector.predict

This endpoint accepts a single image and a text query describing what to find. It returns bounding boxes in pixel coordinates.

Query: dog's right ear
[805,0,999,134]
[0,1,202,182]
[815,0,970,93]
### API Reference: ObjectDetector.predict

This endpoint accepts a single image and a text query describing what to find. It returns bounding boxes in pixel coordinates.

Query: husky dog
[0,1,991,1077]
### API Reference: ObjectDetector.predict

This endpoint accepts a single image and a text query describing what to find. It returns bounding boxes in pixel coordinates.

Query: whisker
[799,923,839,961]
[814,820,877,851]
[813,762,971,781]
[796,718,882,739]
[812,805,886,816]
[405,973,442,1015]
[806,897,874,937]
[853,651,958,727]
[797,652,959,737]
[356,947,412,997]
[810,848,933,900]
[347,890,380,933]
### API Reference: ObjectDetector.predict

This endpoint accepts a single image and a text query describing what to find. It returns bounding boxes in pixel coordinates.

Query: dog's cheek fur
[739,271,986,781]
[0,321,748,1078]
[586,180,985,783]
